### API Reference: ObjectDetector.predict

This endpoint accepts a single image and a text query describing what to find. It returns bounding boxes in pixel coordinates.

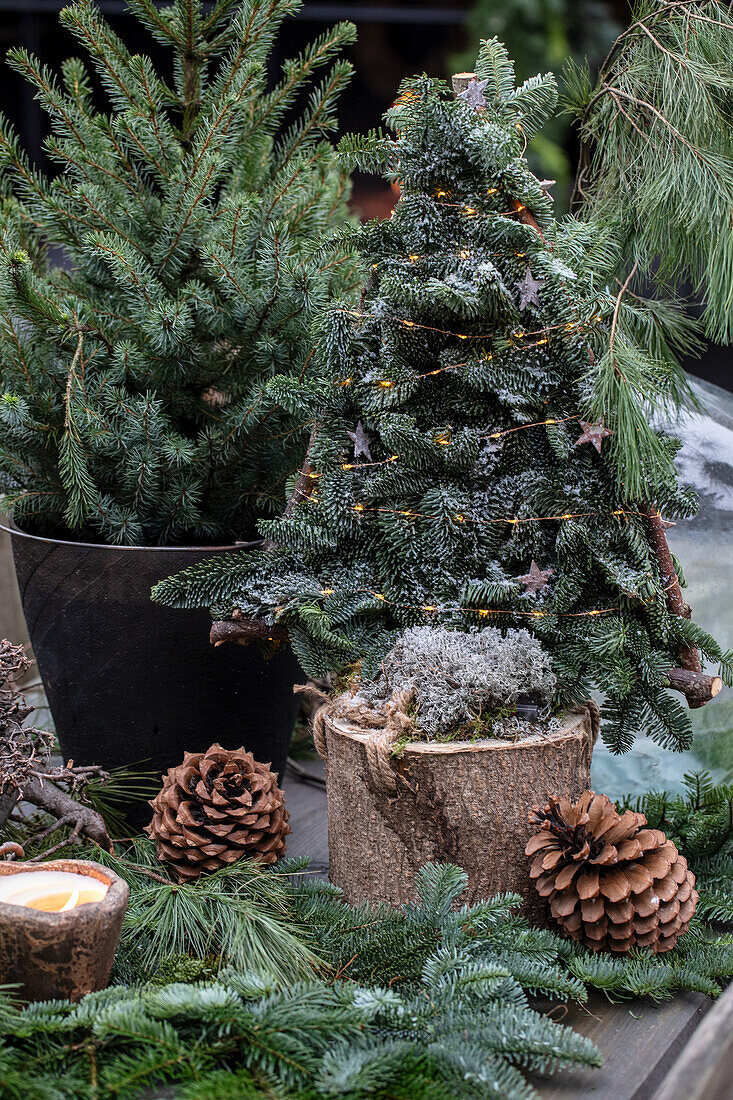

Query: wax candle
[0,870,109,912]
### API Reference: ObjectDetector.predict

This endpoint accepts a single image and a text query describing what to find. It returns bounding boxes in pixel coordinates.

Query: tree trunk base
[322,703,598,922]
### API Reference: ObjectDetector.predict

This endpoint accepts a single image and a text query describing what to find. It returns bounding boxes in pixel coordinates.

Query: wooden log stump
[320,700,598,921]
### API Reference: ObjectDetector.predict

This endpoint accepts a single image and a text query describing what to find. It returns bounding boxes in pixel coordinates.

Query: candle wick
[59,888,80,912]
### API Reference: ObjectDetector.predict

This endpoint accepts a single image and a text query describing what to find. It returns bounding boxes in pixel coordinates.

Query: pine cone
[146,744,290,881]
[526,791,697,954]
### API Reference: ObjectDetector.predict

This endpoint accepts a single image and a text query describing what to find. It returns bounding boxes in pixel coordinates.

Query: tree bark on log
[642,505,715,709]
[321,701,598,921]
[667,668,722,709]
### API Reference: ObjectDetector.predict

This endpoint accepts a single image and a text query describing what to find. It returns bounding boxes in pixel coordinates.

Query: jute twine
[295,684,415,796]
[295,686,601,798]
[585,697,601,745]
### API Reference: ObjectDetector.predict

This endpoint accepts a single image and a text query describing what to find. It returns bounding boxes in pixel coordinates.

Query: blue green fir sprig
[2,847,733,1100]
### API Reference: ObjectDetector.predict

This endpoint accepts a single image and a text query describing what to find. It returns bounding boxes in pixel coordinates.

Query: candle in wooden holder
[0,859,128,1002]
[0,870,110,911]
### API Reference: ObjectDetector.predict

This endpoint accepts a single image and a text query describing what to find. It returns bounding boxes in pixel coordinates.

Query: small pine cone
[526,791,697,954]
[200,385,230,408]
[146,744,290,881]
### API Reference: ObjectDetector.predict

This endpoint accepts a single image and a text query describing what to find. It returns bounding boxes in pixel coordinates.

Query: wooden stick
[666,668,723,709]
[511,198,549,244]
[210,617,288,648]
[645,507,692,621]
[265,420,320,541]
[644,504,703,672]
[641,504,721,709]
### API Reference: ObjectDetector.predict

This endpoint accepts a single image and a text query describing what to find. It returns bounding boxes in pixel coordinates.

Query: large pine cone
[526,792,697,954]
[146,744,290,881]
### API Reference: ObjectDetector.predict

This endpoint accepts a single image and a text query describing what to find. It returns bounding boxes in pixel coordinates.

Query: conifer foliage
[567,0,733,342]
[0,0,356,545]
[622,772,733,926]
[155,40,731,753]
[3,858,733,1098]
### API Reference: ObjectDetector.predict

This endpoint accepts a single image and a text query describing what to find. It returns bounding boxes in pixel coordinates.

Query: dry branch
[0,639,112,849]
[640,508,719,709]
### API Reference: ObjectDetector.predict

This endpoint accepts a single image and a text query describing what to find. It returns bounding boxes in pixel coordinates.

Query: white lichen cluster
[357,625,557,740]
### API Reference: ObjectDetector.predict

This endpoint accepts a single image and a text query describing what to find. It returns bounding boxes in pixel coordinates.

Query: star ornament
[574,420,613,454]
[518,560,554,595]
[516,267,544,311]
[347,421,372,461]
[458,77,489,111]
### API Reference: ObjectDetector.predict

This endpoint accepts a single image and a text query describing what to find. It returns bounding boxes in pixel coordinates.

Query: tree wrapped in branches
[154,41,731,753]
[0,0,356,545]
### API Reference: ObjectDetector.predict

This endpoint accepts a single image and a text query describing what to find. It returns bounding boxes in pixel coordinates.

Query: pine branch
[568,0,733,339]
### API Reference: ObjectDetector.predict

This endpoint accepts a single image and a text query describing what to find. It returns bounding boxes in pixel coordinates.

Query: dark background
[0,0,729,394]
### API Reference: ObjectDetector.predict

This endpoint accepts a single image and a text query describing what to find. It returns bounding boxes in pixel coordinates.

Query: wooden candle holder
[0,859,129,1002]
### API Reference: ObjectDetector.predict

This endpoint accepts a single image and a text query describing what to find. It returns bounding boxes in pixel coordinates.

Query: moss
[357,625,556,740]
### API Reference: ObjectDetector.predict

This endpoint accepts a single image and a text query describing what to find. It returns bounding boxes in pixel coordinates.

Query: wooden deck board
[283,760,328,869]
[283,766,712,1100]
[533,992,709,1100]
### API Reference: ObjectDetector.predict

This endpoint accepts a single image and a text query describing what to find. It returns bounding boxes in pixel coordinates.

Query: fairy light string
[311,575,678,627]
[335,416,581,473]
[339,307,589,344]
[315,588,619,621]
[350,234,598,391]
[370,244,530,270]
[348,503,659,527]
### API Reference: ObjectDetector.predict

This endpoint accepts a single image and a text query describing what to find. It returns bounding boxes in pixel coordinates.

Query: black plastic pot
[2,522,303,828]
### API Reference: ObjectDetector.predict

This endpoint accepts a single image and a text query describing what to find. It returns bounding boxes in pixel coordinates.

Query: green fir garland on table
[153,39,732,754]
[3,855,733,1100]
[0,0,357,545]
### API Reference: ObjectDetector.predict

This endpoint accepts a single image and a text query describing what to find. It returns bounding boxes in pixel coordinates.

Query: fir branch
[6,854,733,1098]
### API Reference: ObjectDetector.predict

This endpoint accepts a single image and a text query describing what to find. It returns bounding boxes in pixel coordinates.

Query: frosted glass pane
[593,376,733,798]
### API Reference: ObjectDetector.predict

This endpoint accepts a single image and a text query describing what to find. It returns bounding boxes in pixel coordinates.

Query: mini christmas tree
[155,41,731,752]
[0,0,356,545]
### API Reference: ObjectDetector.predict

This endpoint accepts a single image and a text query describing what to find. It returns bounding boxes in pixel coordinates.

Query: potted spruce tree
[154,41,731,901]
[0,0,357,809]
